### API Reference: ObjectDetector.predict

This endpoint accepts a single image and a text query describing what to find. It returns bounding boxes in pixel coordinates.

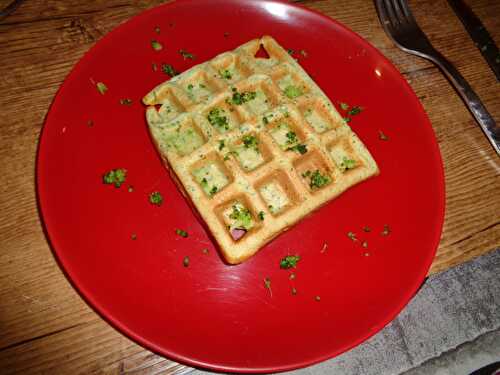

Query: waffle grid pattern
[143,36,378,264]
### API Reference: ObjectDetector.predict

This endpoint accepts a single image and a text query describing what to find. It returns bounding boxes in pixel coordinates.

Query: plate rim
[36,0,446,372]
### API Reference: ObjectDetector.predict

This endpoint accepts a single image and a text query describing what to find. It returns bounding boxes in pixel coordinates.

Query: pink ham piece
[231,228,247,241]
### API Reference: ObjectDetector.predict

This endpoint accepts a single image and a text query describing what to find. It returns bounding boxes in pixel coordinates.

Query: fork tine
[397,0,417,25]
[374,0,394,32]
[391,0,407,23]
[382,0,399,27]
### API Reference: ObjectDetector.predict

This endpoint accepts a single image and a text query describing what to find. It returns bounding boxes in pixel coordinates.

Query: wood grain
[0,0,498,373]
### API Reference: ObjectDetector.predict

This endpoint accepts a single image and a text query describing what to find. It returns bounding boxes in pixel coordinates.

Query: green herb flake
[120,98,133,106]
[102,168,127,188]
[299,49,308,57]
[183,255,190,267]
[340,102,349,111]
[187,83,194,90]
[280,255,301,269]
[161,64,178,77]
[285,131,298,145]
[348,106,363,116]
[219,69,232,80]
[264,277,272,297]
[151,40,163,51]
[200,177,208,189]
[207,107,229,131]
[149,191,164,206]
[379,130,389,141]
[209,186,218,196]
[96,82,108,95]
[287,48,295,56]
[307,170,331,190]
[179,49,195,60]
[287,144,308,154]
[176,229,188,238]
[343,117,352,123]
[258,211,265,221]
[339,157,357,171]
[242,134,259,150]
[218,140,225,151]
[284,85,303,99]
[229,89,257,105]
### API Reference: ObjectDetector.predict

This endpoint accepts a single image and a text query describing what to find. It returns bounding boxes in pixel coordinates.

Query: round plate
[37,0,445,373]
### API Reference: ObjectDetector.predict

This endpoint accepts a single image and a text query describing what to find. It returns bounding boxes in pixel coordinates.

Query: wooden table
[0,0,498,373]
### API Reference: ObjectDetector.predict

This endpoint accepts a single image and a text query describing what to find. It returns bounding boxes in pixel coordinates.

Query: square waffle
[143,36,379,264]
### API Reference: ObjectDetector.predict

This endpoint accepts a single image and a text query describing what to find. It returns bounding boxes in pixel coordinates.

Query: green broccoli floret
[280,255,301,269]
[149,191,164,206]
[102,168,127,188]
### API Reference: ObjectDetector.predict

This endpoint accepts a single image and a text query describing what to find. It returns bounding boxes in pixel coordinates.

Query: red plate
[37,0,445,373]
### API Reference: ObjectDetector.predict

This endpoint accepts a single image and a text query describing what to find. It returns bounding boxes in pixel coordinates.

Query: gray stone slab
[190,248,500,375]
[402,330,500,375]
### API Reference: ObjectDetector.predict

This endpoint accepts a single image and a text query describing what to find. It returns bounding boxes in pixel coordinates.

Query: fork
[374,0,500,156]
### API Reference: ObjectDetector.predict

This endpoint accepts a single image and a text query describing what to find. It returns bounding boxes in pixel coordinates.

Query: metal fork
[374,0,500,156]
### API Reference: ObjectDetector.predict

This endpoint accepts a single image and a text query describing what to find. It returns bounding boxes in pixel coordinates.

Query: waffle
[143,36,379,264]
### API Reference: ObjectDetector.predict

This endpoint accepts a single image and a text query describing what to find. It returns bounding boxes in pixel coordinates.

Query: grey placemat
[191,248,500,375]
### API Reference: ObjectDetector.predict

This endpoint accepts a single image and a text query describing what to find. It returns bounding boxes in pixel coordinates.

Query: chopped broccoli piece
[285,131,298,145]
[179,49,195,60]
[287,144,308,154]
[120,98,132,106]
[176,229,188,238]
[280,255,301,269]
[303,170,330,190]
[219,69,232,80]
[96,82,108,95]
[339,157,357,172]
[207,107,229,131]
[151,40,163,51]
[149,191,164,206]
[229,204,253,230]
[229,88,257,105]
[161,64,178,77]
[242,134,259,150]
[102,168,127,188]
[348,106,363,116]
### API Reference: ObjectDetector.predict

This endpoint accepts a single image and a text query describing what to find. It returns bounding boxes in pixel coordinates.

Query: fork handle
[427,50,500,155]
